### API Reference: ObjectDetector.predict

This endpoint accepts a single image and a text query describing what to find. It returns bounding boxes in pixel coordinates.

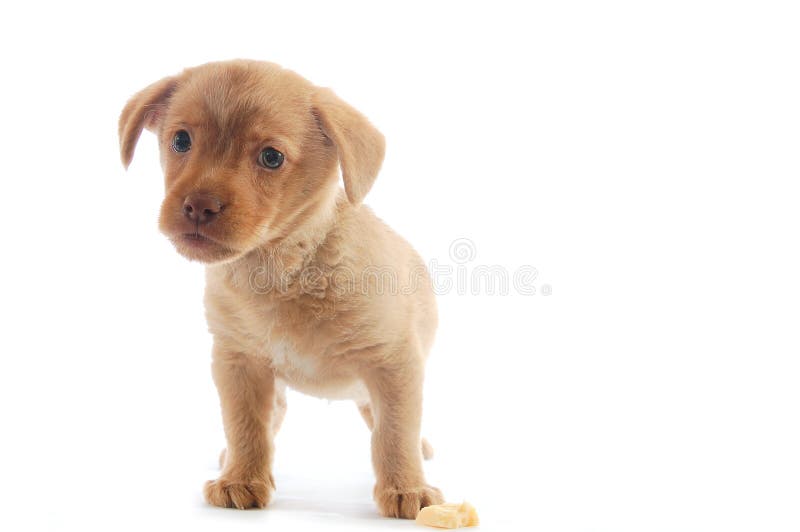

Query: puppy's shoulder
[326,197,414,264]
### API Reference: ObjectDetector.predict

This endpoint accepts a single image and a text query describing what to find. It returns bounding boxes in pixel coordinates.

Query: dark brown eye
[172,130,191,152]
[259,147,284,169]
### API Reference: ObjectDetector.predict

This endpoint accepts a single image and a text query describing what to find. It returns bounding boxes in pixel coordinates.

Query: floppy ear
[118,76,178,169]
[312,88,386,204]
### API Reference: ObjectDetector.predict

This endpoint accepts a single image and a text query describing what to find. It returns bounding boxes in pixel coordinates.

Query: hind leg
[358,402,375,429]
[271,380,288,436]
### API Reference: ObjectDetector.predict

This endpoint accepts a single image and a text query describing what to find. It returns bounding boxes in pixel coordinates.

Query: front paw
[204,476,274,509]
[374,483,444,519]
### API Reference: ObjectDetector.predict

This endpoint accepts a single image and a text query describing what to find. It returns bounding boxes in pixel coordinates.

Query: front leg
[364,355,444,518]
[204,345,276,509]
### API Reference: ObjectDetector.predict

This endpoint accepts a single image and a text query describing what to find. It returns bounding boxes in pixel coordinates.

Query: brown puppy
[119,60,443,518]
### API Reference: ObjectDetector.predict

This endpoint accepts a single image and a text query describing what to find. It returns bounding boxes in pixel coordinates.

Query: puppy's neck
[211,187,347,292]
[268,186,342,256]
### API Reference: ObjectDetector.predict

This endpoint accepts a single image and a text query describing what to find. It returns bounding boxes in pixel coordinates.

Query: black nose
[183,193,223,225]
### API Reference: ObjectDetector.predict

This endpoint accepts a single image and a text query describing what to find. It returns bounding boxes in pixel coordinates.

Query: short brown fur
[119,60,443,518]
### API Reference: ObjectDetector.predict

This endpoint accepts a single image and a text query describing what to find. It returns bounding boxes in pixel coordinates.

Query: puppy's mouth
[169,230,239,263]
[181,231,215,244]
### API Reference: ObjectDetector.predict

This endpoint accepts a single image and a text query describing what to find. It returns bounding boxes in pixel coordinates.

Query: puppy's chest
[206,268,366,400]
[232,304,322,379]
[261,328,368,401]
[228,303,366,400]
[262,333,319,381]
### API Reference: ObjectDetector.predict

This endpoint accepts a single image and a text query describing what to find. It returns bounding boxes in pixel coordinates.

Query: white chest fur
[204,266,369,402]
[268,337,319,381]
[263,336,368,402]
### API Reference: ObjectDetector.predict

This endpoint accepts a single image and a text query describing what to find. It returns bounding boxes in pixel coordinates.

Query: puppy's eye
[172,130,192,153]
[259,147,284,169]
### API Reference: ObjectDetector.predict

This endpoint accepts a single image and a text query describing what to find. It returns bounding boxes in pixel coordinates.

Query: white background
[1,1,798,531]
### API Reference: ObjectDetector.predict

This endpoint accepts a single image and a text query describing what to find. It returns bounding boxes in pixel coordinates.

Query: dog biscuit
[415,502,479,528]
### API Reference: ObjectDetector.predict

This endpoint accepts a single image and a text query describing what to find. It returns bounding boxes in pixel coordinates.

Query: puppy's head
[119,60,384,263]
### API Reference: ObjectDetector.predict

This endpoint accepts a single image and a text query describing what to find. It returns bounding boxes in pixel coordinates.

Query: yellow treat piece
[416,502,480,528]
